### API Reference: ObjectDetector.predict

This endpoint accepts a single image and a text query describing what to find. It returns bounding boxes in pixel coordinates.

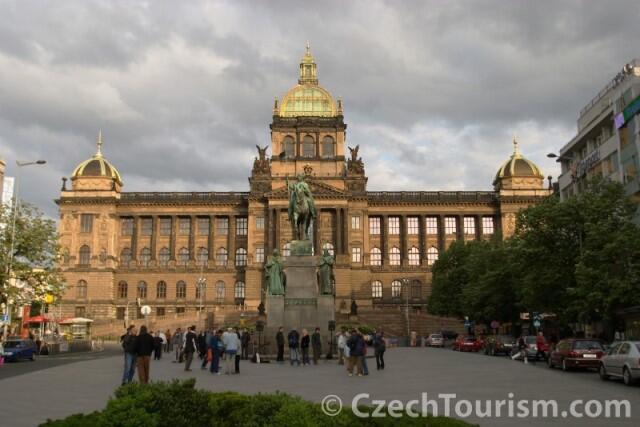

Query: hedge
[41,379,475,427]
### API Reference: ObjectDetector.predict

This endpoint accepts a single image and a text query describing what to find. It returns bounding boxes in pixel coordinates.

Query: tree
[427,240,470,318]
[0,202,65,306]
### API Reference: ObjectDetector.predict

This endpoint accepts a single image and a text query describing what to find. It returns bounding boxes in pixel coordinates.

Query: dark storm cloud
[1,0,638,215]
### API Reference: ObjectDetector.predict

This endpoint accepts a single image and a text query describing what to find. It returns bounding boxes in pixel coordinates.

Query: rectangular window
[216,217,229,235]
[75,306,86,317]
[140,218,153,236]
[464,217,476,235]
[425,217,438,235]
[80,214,93,233]
[159,218,172,236]
[197,218,210,236]
[351,216,360,230]
[235,249,247,266]
[352,247,362,263]
[121,217,133,236]
[176,307,185,315]
[156,307,166,317]
[444,217,457,234]
[255,247,265,263]
[178,218,191,235]
[116,307,126,320]
[407,217,419,235]
[388,217,400,235]
[256,216,265,230]
[482,217,494,235]
[236,217,248,236]
[369,217,381,235]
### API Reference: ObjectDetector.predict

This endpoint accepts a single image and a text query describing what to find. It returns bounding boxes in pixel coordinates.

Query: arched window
[216,247,228,266]
[389,247,401,266]
[370,247,382,266]
[427,246,439,266]
[79,245,91,265]
[283,135,295,158]
[391,280,402,298]
[408,246,420,266]
[140,247,151,266]
[196,279,206,299]
[120,248,132,265]
[215,280,225,303]
[117,281,128,299]
[76,280,87,299]
[158,247,170,266]
[178,247,189,265]
[156,281,167,299]
[197,247,208,266]
[235,248,247,266]
[302,135,315,158]
[234,281,246,300]
[282,242,291,257]
[371,280,382,299]
[322,136,335,158]
[321,242,334,257]
[176,280,187,299]
[137,281,147,299]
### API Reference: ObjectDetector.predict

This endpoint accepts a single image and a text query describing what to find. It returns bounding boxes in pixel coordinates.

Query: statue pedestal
[265,252,335,353]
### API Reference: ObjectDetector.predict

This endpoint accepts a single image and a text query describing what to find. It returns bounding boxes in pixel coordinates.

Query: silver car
[599,341,640,386]
[426,333,444,347]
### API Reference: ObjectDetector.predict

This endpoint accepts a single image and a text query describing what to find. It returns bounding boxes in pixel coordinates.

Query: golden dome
[72,131,122,184]
[494,139,544,182]
[278,43,338,118]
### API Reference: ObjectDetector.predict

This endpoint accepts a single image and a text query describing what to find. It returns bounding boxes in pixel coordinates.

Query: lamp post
[401,278,410,339]
[2,160,46,343]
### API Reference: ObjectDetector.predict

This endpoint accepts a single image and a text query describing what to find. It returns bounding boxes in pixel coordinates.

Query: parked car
[547,339,604,371]
[426,333,444,347]
[452,335,482,352]
[1,337,37,362]
[599,341,640,386]
[483,335,516,356]
[440,330,459,340]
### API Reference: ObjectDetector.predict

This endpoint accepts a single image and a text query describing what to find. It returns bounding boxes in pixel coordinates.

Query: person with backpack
[183,325,198,371]
[288,328,301,366]
[120,325,137,385]
[373,330,386,370]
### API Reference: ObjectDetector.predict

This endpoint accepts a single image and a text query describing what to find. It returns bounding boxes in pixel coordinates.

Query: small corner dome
[494,139,543,182]
[71,131,122,185]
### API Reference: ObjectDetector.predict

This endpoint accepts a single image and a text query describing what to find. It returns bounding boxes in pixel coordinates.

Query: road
[0,346,637,426]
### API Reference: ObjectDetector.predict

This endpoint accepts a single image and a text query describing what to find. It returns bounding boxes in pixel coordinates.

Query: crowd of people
[120,324,388,385]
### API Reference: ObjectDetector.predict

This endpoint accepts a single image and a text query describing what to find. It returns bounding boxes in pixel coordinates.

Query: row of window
[118,247,259,267]
[367,216,494,235]
[281,135,335,159]
[370,280,423,299]
[115,280,245,300]
[119,217,259,237]
[366,246,438,266]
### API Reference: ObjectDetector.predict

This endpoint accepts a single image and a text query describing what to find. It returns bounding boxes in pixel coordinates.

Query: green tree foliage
[427,241,470,318]
[0,202,65,305]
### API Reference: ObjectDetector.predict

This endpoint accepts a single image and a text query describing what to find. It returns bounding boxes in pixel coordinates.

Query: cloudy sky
[1,0,639,216]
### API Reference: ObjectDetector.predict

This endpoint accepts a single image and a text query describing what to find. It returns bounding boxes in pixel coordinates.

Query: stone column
[437,215,445,253]
[476,215,483,240]
[228,215,236,266]
[189,216,196,261]
[313,209,320,254]
[457,215,464,241]
[170,215,177,261]
[150,216,157,261]
[418,215,426,264]
[267,209,274,254]
[274,209,281,252]
[400,215,407,266]
[131,216,139,261]
[342,207,349,255]
[382,215,389,264]
[335,208,342,255]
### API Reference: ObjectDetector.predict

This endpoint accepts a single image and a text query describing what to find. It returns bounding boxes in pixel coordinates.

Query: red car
[547,339,604,371]
[452,335,482,352]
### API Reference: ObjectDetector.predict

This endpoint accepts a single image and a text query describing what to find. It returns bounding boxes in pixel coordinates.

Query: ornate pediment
[266,179,348,199]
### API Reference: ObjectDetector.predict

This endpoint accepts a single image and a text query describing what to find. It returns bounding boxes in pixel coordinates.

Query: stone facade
[56,47,551,335]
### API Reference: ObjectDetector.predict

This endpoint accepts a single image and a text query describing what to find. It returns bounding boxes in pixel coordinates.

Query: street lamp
[546,152,574,163]
[2,159,46,342]
[401,278,410,340]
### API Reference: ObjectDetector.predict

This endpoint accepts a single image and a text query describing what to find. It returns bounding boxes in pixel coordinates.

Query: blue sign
[533,320,541,328]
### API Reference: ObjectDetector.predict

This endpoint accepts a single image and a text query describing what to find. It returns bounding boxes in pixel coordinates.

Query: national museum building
[56,47,551,335]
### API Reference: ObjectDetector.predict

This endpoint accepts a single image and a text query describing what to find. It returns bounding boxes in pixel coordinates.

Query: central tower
[270,44,348,190]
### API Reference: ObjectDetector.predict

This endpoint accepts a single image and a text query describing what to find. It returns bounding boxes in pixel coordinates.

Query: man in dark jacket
[275,327,285,363]
[346,329,364,376]
[209,329,224,374]
[120,325,137,385]
[287,329,300,366]
[241,329,251,359]
[311,327,322,365]
[133,325,155,384]
[183,325,198,371]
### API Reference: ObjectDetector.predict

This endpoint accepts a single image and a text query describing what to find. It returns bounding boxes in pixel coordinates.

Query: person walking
[120,325,137,385]
[183,325,197,371]
[300,329,310,365]
[337,331,347,365]
[164,329,172,353]
[373,330,386,370]
[241,329,251,360]
[152,331,163,360]
[222,327,239,374]
[133,325,155,384]
[209,329,224,374]
[288,328,301,366]
[275,327,285,363]
[346,329,364,377]
[172,327,184,363]
[311,327,322,365]
[234,328,242,373]
[534,331,546,362]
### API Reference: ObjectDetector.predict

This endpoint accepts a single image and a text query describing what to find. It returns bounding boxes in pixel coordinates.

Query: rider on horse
[287,174,317,240]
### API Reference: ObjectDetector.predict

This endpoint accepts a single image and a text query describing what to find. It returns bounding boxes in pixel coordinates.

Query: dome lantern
[493,137,545,191]
[71,131,122,191]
